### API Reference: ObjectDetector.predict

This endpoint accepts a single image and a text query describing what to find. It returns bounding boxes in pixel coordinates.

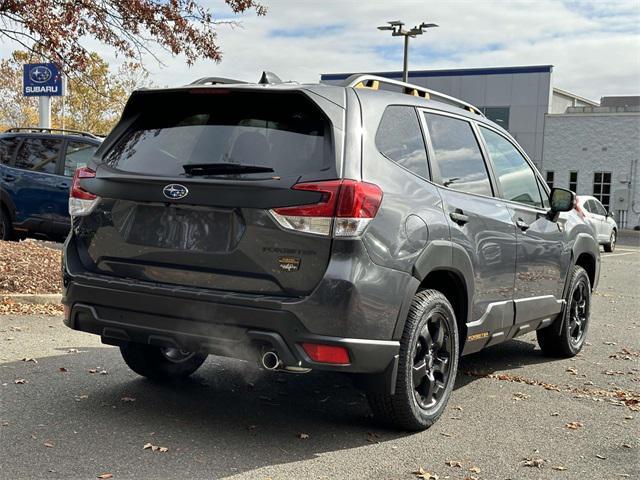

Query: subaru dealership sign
[23,63,64,96]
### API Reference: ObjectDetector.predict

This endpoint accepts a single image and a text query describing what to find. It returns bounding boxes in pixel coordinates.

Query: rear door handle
[56,182,70,190]
[449,210,469,226]
[2,174,16,182]
[516,218,530,231]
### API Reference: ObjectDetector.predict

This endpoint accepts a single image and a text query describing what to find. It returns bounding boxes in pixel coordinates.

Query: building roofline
[552,87,598,106]
[321,65,554,81]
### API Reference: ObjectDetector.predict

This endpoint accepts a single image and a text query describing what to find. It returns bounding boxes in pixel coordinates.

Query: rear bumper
[62,235,406,376]
[63,281,398,374]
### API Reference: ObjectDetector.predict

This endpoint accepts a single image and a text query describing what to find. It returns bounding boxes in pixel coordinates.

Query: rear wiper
[183,163,274,176]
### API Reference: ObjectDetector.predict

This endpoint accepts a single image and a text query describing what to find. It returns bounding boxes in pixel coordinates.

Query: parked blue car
[0,128,102,241]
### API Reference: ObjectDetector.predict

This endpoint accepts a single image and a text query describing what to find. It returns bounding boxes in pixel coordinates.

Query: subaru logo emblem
[29,66,52,84]
[163,184,189,200]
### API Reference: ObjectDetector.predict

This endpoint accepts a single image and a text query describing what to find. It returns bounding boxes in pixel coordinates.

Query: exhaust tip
[261,351,281,370]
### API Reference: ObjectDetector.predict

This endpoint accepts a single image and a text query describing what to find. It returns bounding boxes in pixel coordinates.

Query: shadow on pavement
[0,337,555,478]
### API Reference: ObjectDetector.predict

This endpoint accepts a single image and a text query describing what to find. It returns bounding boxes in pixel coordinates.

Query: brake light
[270,180,383,237]
[301,343,350,365]
[69,167,99,216]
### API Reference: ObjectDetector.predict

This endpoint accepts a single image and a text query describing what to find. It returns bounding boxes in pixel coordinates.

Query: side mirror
[549,188,575,213]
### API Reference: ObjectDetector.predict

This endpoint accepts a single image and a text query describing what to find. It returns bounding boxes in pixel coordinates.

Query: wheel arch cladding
[571,233,599,291]
[395,241,472,349]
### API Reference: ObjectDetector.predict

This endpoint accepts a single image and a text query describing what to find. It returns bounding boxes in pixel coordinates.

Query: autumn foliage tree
[0,0,266,75]
[0,51,150,134]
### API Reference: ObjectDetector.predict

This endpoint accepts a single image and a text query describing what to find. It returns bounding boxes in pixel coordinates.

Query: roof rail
[343,74,484,117]
[189,77,247,86]
[4,127,100,139]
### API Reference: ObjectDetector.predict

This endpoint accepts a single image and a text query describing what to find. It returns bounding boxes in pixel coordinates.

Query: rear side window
[0,137,20,165]
[64,141,98,176]
[423,112,492,197]
[15,137,61,175]
[375,106,429,179]
[104,91,332,178]
[480,127,543,208]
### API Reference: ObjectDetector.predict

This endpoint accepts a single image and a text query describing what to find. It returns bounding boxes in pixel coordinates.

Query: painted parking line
[602,252,639,258]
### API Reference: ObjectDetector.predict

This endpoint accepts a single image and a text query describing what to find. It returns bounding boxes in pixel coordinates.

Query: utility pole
[377,20,439,83]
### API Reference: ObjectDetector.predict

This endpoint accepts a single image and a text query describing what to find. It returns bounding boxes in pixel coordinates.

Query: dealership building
[321,66,640,228]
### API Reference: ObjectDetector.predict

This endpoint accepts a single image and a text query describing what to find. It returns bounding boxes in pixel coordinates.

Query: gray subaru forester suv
[62,74,600,430]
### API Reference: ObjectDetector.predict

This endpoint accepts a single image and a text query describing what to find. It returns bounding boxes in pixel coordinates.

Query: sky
[2,0,640,100]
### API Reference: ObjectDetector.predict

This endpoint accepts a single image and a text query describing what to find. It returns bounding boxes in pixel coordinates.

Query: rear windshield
[104,91,333,178]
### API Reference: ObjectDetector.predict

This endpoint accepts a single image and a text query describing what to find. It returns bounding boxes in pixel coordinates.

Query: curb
[1,294,62,305]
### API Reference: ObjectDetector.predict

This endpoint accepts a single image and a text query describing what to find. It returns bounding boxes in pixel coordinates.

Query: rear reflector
[270,180,383,237]
[69,167,100,217]
[301,343,350,365]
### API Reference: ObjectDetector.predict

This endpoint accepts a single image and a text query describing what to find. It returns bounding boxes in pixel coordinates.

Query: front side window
[14,137,61,174]
[423,112,492,197]
[0,137,20,165]
[375,106,429,179]
[64,141,98,176]
[480,127,543,208]
[593,199,608,216]
[593,172,611,211]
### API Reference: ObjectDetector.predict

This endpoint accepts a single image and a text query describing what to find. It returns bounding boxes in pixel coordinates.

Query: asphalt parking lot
[1,244,638,480]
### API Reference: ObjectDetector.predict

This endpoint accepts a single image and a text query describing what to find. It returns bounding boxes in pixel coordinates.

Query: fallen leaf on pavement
[595,454,606,459]
[468,466,481,473]
[88,369,97,374]
[44,442,54,448]
[440,432,452,437]
[522,457,545,468]
[551,412,560,416]
[552,465,567,471]
[97,474,113,479]
[622,443,632,449]
[412,467,438,479]
[445,460,462,467]
[21,358,37,363]
[14,379,26,384]
[58,367,67,373]
[297,433,309,439]
[566,367,578,375]
[513,392,530,400]
[158,447,168,453]
[120,397,136,402]
[565,421,583,429]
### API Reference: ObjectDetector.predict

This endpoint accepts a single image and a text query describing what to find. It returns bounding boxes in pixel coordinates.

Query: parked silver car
[576,195,618,252]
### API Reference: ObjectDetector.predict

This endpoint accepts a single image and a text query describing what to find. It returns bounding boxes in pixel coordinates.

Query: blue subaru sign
[23,63,64,97]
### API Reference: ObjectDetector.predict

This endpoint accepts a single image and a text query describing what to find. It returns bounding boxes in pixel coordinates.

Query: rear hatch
[71,88,342,297]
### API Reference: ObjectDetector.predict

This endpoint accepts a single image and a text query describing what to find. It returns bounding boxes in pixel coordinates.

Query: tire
[537,265,591,358]
[0,207,14,241]
[120,343,207,381]
[604,230,616,253]
[367,290,459,431]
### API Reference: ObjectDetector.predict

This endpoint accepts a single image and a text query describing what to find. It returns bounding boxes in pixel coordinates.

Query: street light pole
[377,20,439,83]
[402,35,410,83]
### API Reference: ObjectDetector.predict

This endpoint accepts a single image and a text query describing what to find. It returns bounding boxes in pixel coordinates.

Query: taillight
[270,179,383,237]
[301,343,350,365]
[69,167,99,216]
[574,197,586,219]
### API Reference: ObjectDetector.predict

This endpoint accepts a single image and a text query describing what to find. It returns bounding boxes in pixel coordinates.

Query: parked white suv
[576,195,618,252]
